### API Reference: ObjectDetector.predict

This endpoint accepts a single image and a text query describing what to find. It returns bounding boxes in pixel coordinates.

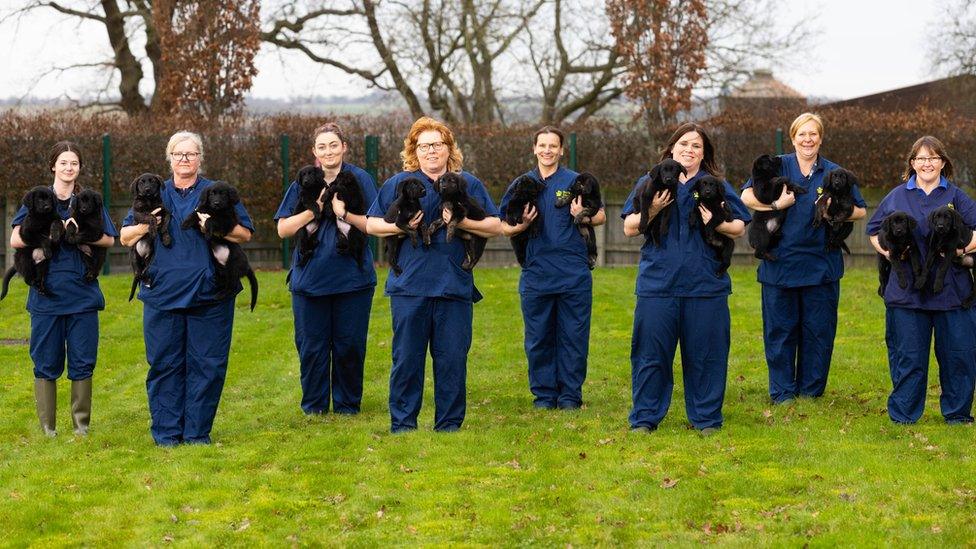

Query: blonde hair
[400,116,463,172]
[165,130,204,166]
[789,112,824,141]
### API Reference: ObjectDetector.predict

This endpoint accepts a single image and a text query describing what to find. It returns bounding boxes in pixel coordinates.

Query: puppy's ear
[228,184,240,205]
[906,215,918,231]
[649,164,661,180]
[952,207,967,235]
[22,189,33,209]
[130,177,140,196]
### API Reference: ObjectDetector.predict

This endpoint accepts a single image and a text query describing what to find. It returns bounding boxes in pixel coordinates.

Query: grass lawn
[1,266,974,545]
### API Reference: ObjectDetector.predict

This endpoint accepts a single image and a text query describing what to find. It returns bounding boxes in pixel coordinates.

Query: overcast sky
[0,0,943,104]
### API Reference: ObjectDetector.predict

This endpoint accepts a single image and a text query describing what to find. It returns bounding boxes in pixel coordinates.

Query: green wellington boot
[34,378,57,437]
[71,378,92,436]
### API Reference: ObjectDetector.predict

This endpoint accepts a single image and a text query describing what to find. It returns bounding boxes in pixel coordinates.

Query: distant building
[822,74,976,116]
[719,70,807,115]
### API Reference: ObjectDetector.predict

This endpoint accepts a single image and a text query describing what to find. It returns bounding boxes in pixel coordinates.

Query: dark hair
[534,126,565,147]
[657,123,723,177]
[312,122,347,144]
[48,140,84,171]
[48,140,85,193]
[902,135,954,181]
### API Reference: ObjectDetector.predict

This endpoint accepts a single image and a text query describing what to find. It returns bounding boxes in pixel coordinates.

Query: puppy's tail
[128,276,139,302]
[0,267,16,301]
[246,269,258,312]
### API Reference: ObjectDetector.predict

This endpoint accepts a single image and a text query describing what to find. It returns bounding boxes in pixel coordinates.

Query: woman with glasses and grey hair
[120,130,254,446]
[867,135,976,424]
[366,116,502,433]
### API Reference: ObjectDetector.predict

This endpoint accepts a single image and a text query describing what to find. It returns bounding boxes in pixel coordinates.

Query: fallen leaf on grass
[506,460,521,470]
[235,518,251,532]
[163,535,174,543]
[578,452,587,459]
[598,438,613,445]
[932,525,942,533]
[376,506,386,519]
[661,477,679,489]
[399,464,414,473]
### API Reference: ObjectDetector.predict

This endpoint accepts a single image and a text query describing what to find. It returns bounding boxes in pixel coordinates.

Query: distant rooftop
[728,70,804,99]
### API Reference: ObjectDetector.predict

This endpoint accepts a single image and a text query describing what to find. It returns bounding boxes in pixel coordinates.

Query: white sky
[0,0,941,104]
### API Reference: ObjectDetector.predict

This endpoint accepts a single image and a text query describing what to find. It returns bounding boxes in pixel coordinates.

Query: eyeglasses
[913,156,942,165]
[170,152,201,161]
[416,142,446,154]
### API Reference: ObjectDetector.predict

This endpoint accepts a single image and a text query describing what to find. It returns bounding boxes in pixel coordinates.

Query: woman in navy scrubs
[740,113,867,404]
[120,131,254,446]
[275,123,377,415]
[366,116,501,433]
[10,141,117,436]
[622,123,750,434]
[499,126,606,410]
[867,136,976,424]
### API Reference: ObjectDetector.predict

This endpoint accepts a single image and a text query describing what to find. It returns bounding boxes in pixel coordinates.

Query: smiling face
[670,131,704,174]
[911,145,944,187]
[313,132,347,171]
[416,129,449,176]
[534,132,563,171]
[52,151,81,186]
[791,120,822,162]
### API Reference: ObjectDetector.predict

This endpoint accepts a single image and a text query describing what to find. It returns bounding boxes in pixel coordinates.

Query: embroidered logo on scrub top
[816,186,823,197]
[949,202,956,210]
[555,189,571,201]
[692,191,699,201]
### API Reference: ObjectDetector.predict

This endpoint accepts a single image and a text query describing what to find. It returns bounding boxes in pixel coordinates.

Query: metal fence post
[364,135,380,261]
[775,128,784,156]
[568,132,578,172]
[280,134,291,269]
[101,133,111,275]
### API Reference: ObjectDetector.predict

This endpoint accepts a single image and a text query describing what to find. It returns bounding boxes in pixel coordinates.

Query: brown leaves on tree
[606,0,708,133]
[153,0,261,119]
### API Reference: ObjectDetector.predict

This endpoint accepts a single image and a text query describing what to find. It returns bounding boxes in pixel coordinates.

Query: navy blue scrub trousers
[30,312,98,381]
[885,306,976,423]
[520,290,591,408]
[761,282,839,402]
[388,296,471,433]
[143,299,235,445]
[292,288,374,414]
[629,296,730,430]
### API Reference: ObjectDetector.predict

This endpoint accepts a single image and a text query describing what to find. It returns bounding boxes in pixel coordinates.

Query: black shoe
[699,427,721,436]
[630,425,656,434]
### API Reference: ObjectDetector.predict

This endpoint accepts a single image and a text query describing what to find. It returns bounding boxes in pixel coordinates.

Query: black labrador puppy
[181,181,259,311]
[323,171,369,269]
[383,177,427,276]
[1,186,64,299]
[291,165,327,267]
[64,189,107,282]
[128,173,172,301]
[876,211,924,296]
[424,172,489,271]
[814,168,858,254]
[504,174,546,267]
[925,205,973,295]
[635,159,685,246]
[747,154,808,260]
[555,172,602,269]
[690,175,735,277]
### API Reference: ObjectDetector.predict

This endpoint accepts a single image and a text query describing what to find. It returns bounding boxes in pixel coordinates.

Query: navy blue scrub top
[741,154,867,287]
[621,171,751,297]
[498,166,596,295]
[866,175,976,311]
[12,192,119,316]
[274,162,378,296]
[366,170,499,303]
[122,176,255,310]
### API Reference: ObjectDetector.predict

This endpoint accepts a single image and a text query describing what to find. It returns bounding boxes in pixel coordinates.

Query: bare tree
[932,0,976,76]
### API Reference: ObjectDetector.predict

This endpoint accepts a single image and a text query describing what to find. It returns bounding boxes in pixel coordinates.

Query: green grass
[1,266,974,545]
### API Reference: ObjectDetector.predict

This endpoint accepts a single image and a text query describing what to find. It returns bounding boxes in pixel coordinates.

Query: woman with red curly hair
[367,116,502,433]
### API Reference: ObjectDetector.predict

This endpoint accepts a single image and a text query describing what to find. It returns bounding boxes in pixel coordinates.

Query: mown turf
[1,266,974,545]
